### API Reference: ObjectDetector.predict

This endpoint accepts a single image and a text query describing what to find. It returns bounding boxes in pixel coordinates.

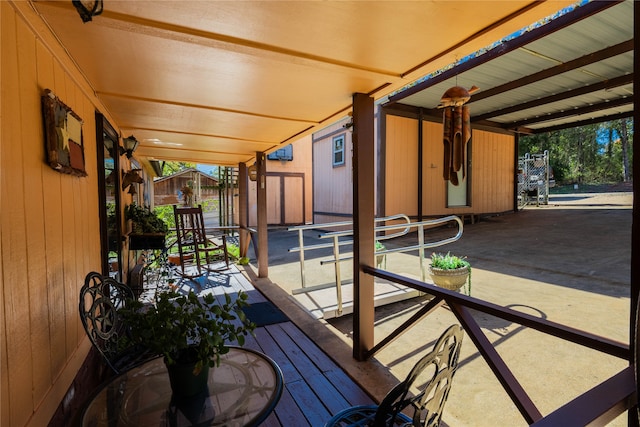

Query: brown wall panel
[2,3,109,425]
[384,115,419,217]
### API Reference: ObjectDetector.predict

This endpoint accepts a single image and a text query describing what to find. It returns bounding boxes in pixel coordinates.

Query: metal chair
[172,205,230,278]
[79,271,155,375]
[325,324,464,427]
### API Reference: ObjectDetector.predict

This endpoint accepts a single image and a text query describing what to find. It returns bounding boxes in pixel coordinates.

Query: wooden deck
[152,265,376,426]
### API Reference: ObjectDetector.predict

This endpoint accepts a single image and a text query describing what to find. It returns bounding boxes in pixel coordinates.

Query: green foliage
[226,242,240,260]
[153,205,176,229]
[430,252,470,270]
[125,203,169,234]
[520,120,633,185]
[430,252,471,295]
[120,290,255,373]
[162,161,196,175]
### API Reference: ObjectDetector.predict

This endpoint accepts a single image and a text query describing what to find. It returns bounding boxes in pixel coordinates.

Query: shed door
[267,173,305,225]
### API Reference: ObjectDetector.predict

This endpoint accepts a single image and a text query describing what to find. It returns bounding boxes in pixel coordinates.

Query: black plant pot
[165,359,210,397]
[129,233,166,250]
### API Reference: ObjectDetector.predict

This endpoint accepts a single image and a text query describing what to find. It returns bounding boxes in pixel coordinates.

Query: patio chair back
[79,271,154,374]
[325,324,464,427]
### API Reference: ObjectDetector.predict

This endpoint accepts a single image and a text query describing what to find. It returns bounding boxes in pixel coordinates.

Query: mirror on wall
[96,113,123,280]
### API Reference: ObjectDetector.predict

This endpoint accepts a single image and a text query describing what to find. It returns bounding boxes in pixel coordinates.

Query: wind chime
[439,85,478,185]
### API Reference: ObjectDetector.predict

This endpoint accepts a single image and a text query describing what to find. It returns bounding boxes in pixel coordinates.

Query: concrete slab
[255,191,633,426]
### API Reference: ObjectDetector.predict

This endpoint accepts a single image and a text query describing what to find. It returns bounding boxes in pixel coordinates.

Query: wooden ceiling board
[31,0,580,164]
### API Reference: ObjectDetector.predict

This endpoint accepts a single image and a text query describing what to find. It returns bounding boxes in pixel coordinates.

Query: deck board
[151,266,376,426]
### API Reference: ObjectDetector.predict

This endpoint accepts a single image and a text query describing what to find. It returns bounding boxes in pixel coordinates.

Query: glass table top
[80,346,283,426]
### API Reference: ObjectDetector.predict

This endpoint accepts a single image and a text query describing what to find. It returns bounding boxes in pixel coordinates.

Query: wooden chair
[325,324,464,427]
[79,272,156,375]
[172,205,230,279]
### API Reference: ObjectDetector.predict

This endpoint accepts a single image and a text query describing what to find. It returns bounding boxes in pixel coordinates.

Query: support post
[629,4,639,426]
[256,152,268,278]
[352,93,376,360]
[238,163,249,258]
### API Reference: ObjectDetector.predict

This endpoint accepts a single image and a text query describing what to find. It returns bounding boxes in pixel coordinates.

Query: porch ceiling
[386,1,634,134]
[32,0,622,169]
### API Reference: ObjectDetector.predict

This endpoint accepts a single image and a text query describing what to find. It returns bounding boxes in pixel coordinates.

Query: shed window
[333,134,345,167]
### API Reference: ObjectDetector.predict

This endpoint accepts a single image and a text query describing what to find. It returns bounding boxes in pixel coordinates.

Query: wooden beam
[387,0,622,104]
[256,152,268,278]
[470,39,633,103]
[352,93,375,361]
[473,74,634,122]
[238,162,249,258]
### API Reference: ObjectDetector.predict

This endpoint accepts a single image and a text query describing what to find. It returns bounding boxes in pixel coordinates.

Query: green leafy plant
[430,252,472,294]
[125,203,169,234]
[430,252,470,270]
[120,290,255,374]
[375,240,386,267]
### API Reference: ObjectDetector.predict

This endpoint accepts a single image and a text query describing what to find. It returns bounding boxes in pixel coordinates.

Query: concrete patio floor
[245,190,632,426]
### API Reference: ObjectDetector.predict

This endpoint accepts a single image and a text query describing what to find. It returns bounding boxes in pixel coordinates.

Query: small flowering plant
[429,252,472,295]
[429,252,470,271]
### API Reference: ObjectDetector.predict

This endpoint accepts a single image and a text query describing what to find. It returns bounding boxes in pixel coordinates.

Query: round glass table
[80,346,283,426]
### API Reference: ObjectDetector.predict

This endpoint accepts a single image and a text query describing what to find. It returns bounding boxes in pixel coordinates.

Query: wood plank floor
[157,266,375,426]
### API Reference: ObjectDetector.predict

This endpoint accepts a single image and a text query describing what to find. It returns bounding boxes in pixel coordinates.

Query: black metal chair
[79,271,155,375]
[172,205,230,279]
[325,324,464,427]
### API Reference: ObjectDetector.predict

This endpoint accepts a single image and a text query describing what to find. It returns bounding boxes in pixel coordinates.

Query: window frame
[332,134,346,167]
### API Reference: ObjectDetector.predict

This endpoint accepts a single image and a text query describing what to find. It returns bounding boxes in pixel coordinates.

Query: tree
[163,161,196,175]
[519,120,633,185]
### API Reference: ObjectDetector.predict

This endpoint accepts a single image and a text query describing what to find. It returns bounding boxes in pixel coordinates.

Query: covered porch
[1,1,638,426]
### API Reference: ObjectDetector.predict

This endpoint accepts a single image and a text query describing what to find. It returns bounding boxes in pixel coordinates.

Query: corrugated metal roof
[387,0,633,134]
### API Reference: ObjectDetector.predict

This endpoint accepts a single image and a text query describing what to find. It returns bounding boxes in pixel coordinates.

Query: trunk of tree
[618,118,631,182]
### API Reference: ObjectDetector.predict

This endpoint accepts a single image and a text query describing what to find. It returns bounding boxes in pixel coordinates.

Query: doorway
[96,113,123,280]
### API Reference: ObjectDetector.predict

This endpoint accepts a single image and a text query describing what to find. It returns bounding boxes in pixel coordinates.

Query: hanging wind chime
[439,85,478,185]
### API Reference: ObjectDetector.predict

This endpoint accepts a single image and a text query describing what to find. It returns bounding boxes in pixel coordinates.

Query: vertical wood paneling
[284,176,304,224]
[1,7,34,426]
[3,3,110,425]
[384,116,418,217]
[417,121,513,216]
[17,16,53,407]
[422,121,446,214]
[36,40,68,381]
[312,125,353,218]
[1,5,12,426]
[267,176,281,224]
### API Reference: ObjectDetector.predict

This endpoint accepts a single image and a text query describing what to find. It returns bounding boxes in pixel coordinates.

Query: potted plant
[125,203,169,250]
[428,252,471,294]
[120,290,256,397]
[375,240,386,268]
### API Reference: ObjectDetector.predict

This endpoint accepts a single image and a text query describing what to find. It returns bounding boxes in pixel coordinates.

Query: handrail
[288,215,463,315]
[288,214,411,291]
[362,265,633,425]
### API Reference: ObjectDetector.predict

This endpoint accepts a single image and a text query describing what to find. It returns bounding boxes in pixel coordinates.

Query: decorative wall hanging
[439,85,478,186]
[122,169,144,192]
[41,89,87,177]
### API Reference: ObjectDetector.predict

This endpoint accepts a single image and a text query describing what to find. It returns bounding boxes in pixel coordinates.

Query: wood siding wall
[248,134,312,226]
[312,119,354,224]
[384,116,515,218]
[1,3,114,425]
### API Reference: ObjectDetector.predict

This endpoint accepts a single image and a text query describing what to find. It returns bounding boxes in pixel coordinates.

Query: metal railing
[362,265,634,425]
[288,215,464,315]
